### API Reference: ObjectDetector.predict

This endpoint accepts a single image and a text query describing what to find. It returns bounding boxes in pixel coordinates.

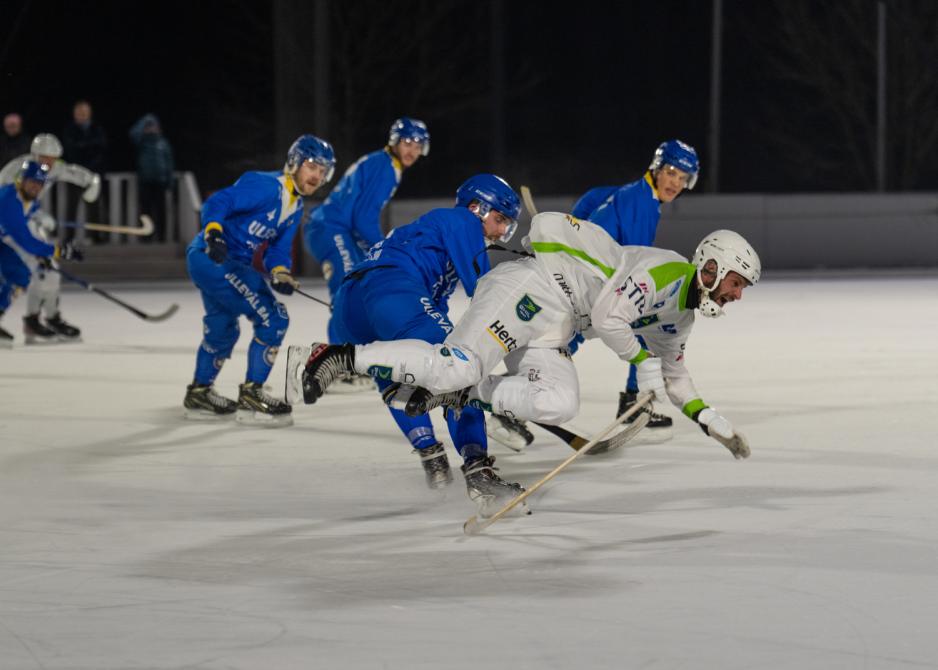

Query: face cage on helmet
[391,135,430,157]
[655,163,698,190]
[288,156,335,184]
[474,200,518,243]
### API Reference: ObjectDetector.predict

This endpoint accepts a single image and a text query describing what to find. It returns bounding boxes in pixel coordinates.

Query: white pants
[355,257,581,424]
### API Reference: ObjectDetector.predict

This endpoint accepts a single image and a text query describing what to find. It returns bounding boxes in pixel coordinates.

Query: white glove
[635,356,668,403]
[29,211,58,240]
[82,174,101,203]
[697,408,750,459]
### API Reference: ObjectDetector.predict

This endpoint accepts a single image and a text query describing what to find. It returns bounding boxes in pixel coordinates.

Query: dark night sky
[3,1,935,197]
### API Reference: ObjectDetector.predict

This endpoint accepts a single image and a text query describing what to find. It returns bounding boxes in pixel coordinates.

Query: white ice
[1,273,937,670]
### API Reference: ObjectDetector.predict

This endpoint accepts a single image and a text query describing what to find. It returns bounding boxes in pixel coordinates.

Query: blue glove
[204,227,227,264]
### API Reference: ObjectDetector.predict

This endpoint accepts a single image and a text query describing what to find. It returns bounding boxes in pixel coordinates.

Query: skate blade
[236,408,294,428]
[183,407,236,421]
[486,425,528,453]
[472,493,530,519]
[284,345,313,405]
[23,337,63,345]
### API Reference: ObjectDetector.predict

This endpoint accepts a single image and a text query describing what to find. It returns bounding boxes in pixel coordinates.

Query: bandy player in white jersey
[294,212,760,461]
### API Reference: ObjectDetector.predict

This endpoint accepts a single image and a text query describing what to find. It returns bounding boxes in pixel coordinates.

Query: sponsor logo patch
[367,365,393,380]
[515,294,542,322]
[630,315,660,329]
[451,347,469,362]
[486,320,519,352]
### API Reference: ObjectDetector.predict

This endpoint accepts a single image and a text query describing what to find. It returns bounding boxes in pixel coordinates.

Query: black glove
[270,268,299,295]
[205,227,227,264]
[56,241,83,262]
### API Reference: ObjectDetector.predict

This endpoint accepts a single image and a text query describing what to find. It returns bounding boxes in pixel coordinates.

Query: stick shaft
[464,394,654,534]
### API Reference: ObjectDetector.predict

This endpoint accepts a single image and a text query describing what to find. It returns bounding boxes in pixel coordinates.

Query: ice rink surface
[2,273,937,669]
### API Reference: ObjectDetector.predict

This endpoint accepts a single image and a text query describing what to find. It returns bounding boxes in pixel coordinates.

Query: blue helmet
[285,134,336,183]
[649,139,700,189]
[389,117,430,156]
[17,159,50,185]
[455,173,522,242]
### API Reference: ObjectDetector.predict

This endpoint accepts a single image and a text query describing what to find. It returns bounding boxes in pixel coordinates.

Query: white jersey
[527,212,701,409]
[0,154,97,190]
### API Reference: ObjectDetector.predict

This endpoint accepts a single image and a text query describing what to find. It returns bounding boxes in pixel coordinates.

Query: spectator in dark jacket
[1,113,32,166]
[62,100,107,239]
[129,113,175,242]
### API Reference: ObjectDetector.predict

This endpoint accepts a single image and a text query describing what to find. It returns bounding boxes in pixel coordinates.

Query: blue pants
[303,224,367,342]
[187,249,290,385]
[332,267,488,459]
[0,243,31,312]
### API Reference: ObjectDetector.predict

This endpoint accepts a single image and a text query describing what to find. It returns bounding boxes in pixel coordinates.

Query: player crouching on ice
[183,135,336,427]
[294,214,759,501]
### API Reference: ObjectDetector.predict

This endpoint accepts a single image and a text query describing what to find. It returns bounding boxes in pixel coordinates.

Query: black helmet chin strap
[471,244,533,275]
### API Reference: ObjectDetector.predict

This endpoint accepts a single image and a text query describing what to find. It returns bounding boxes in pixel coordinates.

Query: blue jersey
[355,207,489,307]
[0,183,52,257]
[189,170,302,272]
[584,172,661,246]
[571,186,617,219]
[307,148,401,256]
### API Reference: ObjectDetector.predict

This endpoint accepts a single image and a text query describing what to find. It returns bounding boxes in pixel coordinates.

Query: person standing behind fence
[129,114,174,242]
[62,100,107,241]
[1,113,31,166]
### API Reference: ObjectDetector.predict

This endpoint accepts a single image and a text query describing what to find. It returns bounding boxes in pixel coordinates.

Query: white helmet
[692,229,761,318]
[31,133,63,159]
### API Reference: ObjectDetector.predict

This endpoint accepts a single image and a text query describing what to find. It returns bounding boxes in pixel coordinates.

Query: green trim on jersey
[530,242,616,278]
[628,349,650,365]
[682,398,708,419]
[648,262,697,312]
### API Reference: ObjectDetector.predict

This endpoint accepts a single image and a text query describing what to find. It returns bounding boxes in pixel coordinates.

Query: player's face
[20,178,43,200]
[294,161,328,196]
[481,209,513,242]
[392,139,424,168]
[655,164,691,202]
[710,270,750,307]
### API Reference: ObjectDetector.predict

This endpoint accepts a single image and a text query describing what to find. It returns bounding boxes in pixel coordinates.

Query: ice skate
[23,314,59,345]
[183,383,237,420]
[415,441,453,489]
[461,454,527,518]
[237,381,293,427]
[618,390,672,439]
[382,382,468,417]
[327,374,375,394]
[0,324,13,349]
[486,414,534,453]
[285,343,355,405]
[45,313,82,342]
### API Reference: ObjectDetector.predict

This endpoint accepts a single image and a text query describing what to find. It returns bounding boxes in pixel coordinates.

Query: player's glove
[55,241,83,262]
[82,174,102,203]
[695,407,750,459]
[270,267,299,295]
[204,226,227,264]
[635,355,668,403]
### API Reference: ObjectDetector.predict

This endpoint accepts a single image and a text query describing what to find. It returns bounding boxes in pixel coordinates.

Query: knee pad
[255,301,289,345]
[527,380,579,425]
[203,314,240,358]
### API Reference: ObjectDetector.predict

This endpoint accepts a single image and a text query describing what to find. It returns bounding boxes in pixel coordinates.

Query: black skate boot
[486,414,535,453]
[383,382,469,417]
[23,314,59,344]
[183,383,237,420]
[415,442,453,489]
[237,381,293,427]
[618,390,672,428]
[45,313,81,341]
[461,454,527,518]
[287,343,356,405]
